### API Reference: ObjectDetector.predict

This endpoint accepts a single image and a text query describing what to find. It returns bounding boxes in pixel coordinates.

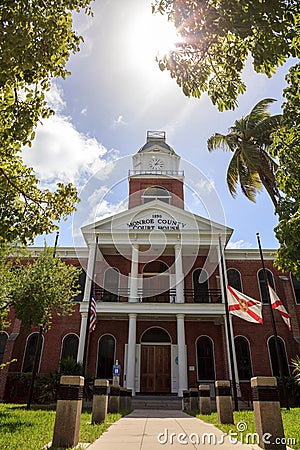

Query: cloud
[22,83,113,189]
[227,240,253,249]
[23,115,108,187]
[45,83,66,113]
[113,115,126,127]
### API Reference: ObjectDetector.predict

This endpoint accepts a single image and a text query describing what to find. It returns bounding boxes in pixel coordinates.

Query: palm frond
[207,133,236,152]
[246,98,277,131]
[226,151,239,197]
[253,114,282,142]
[237,159,262,202]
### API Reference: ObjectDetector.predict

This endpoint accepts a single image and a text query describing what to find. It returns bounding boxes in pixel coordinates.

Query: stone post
[251,377,286,450]
[215,380,233,424]
[92,379,109,424]
[108,385,120,413]
[199,385,211,415]
[119,387,127,410]
[182,390,190,411]
[190,388,199,410]
[52,375,84,448]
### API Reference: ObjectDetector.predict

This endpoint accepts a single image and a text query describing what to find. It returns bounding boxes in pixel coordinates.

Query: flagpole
[218,235,239,411]
[82,234,99,377]
[256,232,289,409]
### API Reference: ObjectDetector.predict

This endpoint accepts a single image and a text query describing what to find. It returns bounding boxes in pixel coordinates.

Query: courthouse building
[1,131,300,400]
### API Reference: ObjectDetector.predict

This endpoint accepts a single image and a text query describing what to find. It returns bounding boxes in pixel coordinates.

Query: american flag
[89,295,97,333]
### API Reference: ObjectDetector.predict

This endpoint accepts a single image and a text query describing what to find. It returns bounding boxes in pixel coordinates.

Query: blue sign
[113,364,121,376]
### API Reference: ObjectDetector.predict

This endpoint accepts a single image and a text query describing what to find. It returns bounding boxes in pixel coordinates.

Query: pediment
[81,200,232,239]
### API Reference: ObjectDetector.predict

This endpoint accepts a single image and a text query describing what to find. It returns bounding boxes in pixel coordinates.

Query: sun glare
[128,11,179,65]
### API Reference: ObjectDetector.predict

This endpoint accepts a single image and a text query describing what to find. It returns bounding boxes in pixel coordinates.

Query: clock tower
[129,131,184,209]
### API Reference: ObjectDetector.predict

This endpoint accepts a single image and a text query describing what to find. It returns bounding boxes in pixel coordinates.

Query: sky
[23,0,295,250]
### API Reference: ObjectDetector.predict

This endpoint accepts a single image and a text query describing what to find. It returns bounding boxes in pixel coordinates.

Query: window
[268,336,289,377]
[141,327,171,343]
[73,270,86,302]
[227,269,242,292]
[97,335,116,378]
[22,333,44,373]
[291,274,300,305]
[234,336,252,380]
[258,269,275,303]
[142,186,171,204]
[103,268,120,302]
[197,336,215,380]
[0,332,8,365]
[193,269,209,303]
[60,334,79,361]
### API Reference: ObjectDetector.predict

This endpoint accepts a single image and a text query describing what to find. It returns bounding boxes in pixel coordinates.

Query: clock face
[149,157,164,170]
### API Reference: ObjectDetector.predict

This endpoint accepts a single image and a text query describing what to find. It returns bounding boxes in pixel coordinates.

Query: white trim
[192,267,210,290]
[234,335,253,381]
[195,335,216,382]
[96,334,116,378]
[103,267,120,296]
[59,333,79,362]
[140,326,172,344]
[21,332,44,373]
[227,267,243,292]
[267,335,290,376]
[257,268,275,303]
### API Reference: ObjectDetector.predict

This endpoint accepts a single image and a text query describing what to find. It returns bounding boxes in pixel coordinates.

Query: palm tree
[207,98,281,209]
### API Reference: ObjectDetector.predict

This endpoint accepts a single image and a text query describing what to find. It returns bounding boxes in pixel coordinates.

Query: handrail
[129,169,184,176]
[94,287,222,304]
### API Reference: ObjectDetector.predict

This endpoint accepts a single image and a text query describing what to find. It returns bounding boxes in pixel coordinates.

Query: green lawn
[191,409,300,449]
[0,404,126,450]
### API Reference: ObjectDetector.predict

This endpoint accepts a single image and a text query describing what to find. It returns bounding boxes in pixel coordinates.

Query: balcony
[95,287,222,304]
[128,170,184,177]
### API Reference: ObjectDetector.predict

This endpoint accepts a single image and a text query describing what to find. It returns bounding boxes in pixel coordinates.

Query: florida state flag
[268,284,291,331]
[227,285,263,324]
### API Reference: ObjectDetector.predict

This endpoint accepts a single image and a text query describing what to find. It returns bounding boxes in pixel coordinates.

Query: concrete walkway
[87,410,260,450]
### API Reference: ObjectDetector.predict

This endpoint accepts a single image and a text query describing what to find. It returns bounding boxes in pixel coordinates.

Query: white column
[126,313,137,395]
[77,241,97,363]
[177,313,187,396]
[129,244,139,302]
[217,241,240,393]
[174,244,184,303]
[77,313,87,363]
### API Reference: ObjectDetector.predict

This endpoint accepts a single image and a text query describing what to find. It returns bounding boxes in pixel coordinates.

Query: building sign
[127,213,187,231]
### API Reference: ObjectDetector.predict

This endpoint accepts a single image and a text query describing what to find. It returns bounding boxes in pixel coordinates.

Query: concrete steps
[132,396,182,410]
[131,396,252,411]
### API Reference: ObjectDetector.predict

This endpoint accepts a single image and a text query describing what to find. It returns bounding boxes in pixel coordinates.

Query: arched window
[234,336,252,380]
[227,269,242,292]
[197,336,215,380]
[142,186,171,204]
[103,268,120,302]
[291,274,300,305]
[268,336,289,377]
[0,332,8,365]
[258,269,275,303]
[193,269,209,303]
[141,327,171,343]
[60,334,79,361]
[22,333,44,373]
[97,335,116,378]
[73,270,86,302]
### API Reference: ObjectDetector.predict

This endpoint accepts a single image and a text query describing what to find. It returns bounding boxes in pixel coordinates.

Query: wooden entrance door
[140,345,171,393]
